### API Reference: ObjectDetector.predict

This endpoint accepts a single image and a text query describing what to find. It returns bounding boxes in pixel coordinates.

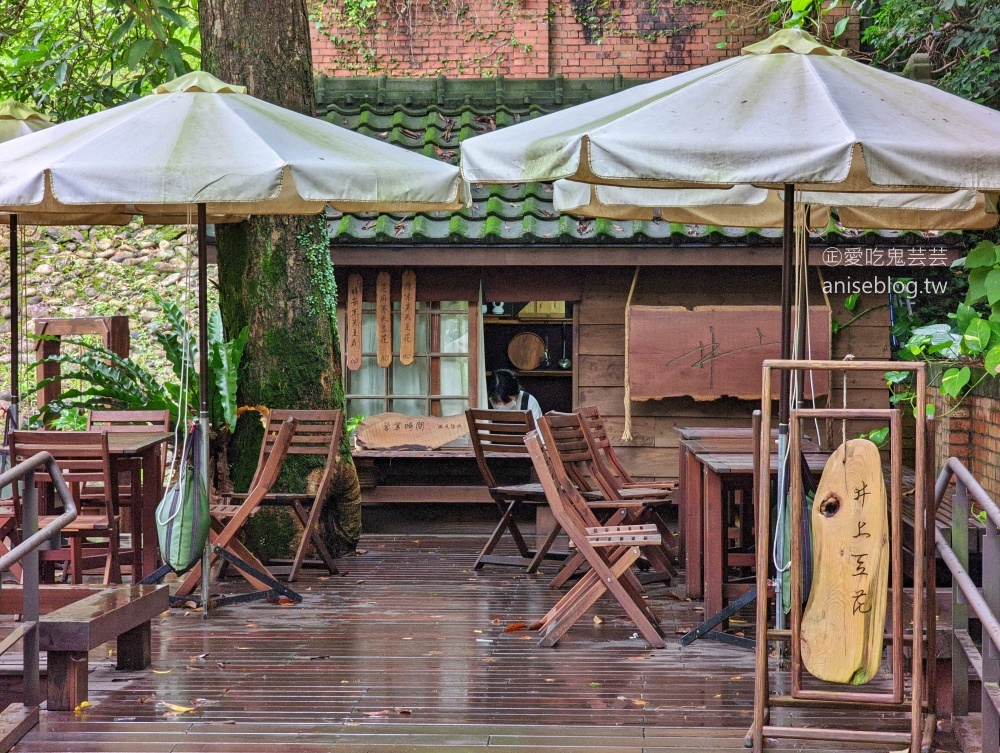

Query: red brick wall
[310,0,859,78]
[931,385,1000,501]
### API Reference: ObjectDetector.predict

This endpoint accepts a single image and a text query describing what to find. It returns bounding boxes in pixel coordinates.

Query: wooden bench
[38,584,168,711]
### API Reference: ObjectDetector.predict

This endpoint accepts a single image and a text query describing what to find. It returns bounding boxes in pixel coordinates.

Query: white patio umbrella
[0,71,468,600]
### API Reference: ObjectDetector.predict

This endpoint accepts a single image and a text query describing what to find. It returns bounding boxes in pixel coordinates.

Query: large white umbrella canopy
[0,71,467,217]
[461,29,1000,194]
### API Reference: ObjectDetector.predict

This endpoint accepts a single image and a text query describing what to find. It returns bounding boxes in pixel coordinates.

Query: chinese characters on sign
[400,270,417,366]
[376,272,392,368]
[354,412,469,450]
[346,274,363,372]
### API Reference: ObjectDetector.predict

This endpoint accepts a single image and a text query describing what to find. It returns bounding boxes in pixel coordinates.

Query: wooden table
[677,428,819,599]
[107,432,171,580]
[698,450,831,621]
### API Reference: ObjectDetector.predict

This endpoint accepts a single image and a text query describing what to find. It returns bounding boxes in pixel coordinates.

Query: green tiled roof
[316,76,962,247]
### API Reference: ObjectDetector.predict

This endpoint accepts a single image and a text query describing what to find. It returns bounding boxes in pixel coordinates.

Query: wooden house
[319,76,957,503]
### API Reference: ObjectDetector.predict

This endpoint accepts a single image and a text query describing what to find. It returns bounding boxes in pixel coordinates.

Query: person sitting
[489,368,542,422]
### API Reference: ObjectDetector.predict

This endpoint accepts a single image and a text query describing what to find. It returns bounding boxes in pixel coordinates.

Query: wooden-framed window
[344,300,477,420]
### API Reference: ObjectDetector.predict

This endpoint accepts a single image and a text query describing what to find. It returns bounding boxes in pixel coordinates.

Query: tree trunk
[199,0,362,558]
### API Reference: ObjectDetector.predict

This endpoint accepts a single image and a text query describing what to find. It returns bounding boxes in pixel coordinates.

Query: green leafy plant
[886,240,1000,415]
[29,300,249,434]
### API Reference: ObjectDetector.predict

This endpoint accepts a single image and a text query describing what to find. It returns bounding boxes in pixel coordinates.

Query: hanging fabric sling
[156,421,210,574]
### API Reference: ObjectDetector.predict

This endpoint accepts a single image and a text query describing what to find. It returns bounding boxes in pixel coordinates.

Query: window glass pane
[347,399,384,420]
[390,357,427,396]
[393,315,428,353]
[440,301,469,311]
[361,313,378,352]
[391,399,426,416]
[439,314,468,353]
[436,399,469,417]
[438,357,468,397]
[347,356,384,396]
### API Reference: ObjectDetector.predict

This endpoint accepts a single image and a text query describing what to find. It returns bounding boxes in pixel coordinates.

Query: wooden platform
[4,532,961,752]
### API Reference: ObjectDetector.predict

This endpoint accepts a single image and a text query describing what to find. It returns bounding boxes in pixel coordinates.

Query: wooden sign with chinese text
[355,412,469,450]
[801,439,889,685]
[346,274,363,371]
[376,272,392,368]
[400,270,417,366]
[626,305,830,401]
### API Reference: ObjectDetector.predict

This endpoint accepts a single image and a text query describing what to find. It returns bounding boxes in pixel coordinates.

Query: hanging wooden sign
[626,305,831,401]
[376,272,392,368]
[801,439,889,685]
[400,270,417,366]
[346,274,363,371]
[355,412,469,450]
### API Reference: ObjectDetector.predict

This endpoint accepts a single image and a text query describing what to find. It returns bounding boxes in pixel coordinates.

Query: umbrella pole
[8,213,18,428]
[774,184,795,631]
[197,203,211,618]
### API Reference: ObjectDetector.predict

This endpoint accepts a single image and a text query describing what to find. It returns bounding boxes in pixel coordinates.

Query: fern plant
[30,298,249,434]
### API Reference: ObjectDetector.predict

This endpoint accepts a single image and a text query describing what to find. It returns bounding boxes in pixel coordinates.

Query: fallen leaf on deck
[545,678,555,683]
[503,622,527,633]
[151,669,172,674]
[364,710,391,717]
[714,694,722,698]
[473,629,483,634]
[73,701,91,714]
[617,695,628,701]
[160,702,196,713]
[527,621,544,631]
[356,549,369,555]
[520,636,531,641]
[491,618,502,624]
[191,653,209,661]
[356,579,365,584]
[427,650,444,656]
[276,597,296,606]
[482,658,496,663]
[401,636,413,640]
[394,707,413,715]
[217,662,226,668]
[246,622,259,629]
[730,676,742,680]
[589,682,601,687]
[632,700,649,706]
[593,616,605,625]
[341,680,350,684]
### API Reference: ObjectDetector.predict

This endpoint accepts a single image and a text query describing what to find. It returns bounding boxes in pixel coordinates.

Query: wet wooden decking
[8,525,960,752]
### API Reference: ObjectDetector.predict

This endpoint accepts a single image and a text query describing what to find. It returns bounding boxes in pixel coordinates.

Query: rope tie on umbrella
[622,266,640,442]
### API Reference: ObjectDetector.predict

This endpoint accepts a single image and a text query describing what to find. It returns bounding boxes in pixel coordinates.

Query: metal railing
[935,457,1000,753]
[0,452,77,752]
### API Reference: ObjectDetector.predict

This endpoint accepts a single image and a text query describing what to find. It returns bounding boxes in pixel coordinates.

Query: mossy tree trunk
[199,0,362,558]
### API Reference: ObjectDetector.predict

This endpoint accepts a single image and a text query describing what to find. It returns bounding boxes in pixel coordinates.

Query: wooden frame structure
[751,360,930,753]
[34,317,130,410]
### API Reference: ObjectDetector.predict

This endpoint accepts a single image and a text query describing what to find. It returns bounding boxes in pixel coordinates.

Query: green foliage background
[0,0,199,120]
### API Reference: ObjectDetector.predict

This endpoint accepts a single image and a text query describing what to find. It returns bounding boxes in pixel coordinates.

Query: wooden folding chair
[526,422,665,648]
[87,409,171,574]
[9,430,121,584]
[542,412,677,588]
[238,409,343,581]
[466,408,567,572]
[574,406,676,493]
[174,418,298,602]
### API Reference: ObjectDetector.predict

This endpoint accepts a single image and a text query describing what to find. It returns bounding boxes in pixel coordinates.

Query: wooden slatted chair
[87,410,171,574]
[574,406,676,494]
[174,418,298,600]
[9,430,121,584]
[238,409,343,581]
[466,408,564,572]
[526,421,665,648]
[542,412,677,588]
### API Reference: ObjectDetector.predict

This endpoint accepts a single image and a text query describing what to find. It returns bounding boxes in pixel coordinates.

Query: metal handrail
[0,451,78,572]
[935,457,1000,753]
[0,451,78,730]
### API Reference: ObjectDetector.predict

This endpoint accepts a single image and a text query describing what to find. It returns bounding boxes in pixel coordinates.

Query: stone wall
[309,0,859,78]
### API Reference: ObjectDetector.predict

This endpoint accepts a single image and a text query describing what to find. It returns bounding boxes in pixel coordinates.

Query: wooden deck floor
[9,525,961,753]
